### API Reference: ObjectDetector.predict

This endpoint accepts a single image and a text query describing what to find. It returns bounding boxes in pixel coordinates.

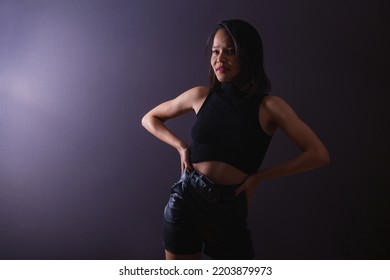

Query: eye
[212,49,219,55]
[227,48,236,55]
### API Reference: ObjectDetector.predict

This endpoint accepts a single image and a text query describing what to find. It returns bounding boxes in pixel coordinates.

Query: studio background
[0,0,389,259]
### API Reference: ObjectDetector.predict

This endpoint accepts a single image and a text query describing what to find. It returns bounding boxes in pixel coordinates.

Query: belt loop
[180,169,190,184]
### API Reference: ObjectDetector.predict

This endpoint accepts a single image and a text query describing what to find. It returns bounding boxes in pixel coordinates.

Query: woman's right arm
[141,86,209,172]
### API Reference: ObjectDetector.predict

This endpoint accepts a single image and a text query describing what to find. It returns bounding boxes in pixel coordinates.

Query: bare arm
[237,95,330,195]
[141,86,209,171]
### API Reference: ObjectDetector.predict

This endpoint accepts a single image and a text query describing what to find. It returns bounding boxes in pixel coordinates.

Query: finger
[235,185,245,195]
[185,161,193,172]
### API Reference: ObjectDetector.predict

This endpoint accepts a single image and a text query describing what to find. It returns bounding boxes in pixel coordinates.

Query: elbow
[141,113,164,132]
[141,114,149,129]
[141,113,155,131]
[315,148,330,167]
[304,146,330,169]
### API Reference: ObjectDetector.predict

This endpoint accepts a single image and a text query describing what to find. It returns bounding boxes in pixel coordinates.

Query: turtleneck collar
[220,82,253,98]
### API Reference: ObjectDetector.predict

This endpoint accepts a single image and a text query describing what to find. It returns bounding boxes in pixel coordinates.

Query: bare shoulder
[259,95,302,133]
[144,86,210,121]
[262,95,291,111]
[262,95,297,119]
[178,86,210,113]
[180,86,210,100]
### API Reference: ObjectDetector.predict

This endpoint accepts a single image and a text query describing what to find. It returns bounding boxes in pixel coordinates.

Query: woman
[142,19,330,260]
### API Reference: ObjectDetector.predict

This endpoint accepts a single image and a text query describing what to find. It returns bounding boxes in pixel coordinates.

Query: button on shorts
[163,170,254,259]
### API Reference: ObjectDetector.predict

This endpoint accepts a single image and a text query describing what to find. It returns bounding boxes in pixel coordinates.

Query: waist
[192,161,248,185]
[190,140,266,174]
[181,169,241,193]
[180,169,242,201]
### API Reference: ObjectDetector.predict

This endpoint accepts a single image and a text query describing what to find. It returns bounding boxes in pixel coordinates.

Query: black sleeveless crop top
[190,83,272,174]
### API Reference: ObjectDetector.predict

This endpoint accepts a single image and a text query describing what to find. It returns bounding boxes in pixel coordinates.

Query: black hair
[206,19,271,93]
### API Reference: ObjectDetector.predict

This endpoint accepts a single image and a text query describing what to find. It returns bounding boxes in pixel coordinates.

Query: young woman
[142,19,330,260]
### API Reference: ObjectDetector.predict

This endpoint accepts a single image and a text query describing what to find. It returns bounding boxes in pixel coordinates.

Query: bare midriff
[192,161,248,185]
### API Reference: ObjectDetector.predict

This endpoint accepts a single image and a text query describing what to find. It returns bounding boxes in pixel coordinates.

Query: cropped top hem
[190,141,267,175]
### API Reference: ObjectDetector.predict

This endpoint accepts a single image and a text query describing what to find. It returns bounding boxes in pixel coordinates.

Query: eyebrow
[212,45,235,49]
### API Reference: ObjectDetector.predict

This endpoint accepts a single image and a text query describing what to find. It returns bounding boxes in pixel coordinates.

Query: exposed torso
[193,161,248,185]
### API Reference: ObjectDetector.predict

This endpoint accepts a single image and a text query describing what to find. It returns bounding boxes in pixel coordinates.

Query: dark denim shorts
[163,170,254,259]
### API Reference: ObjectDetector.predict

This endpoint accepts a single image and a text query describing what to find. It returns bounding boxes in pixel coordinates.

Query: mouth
[215,66,228,73]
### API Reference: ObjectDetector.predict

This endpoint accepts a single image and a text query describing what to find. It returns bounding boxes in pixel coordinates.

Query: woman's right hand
[178,146,193,173]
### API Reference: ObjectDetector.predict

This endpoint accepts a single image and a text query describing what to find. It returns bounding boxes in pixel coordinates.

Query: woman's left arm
[236,95,330,195]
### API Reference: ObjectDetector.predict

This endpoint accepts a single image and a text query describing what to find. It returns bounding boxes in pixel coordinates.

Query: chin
[216,76,232,83]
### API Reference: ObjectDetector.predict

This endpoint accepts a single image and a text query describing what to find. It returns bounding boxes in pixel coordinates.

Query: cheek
[233,60,240,72]
[210,57,215,67]
[231,61,240,72]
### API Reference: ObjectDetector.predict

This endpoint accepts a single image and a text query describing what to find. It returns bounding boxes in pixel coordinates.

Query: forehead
[213,29,234,47]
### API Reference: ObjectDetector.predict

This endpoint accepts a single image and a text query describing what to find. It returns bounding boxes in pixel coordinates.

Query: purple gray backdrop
[1,0,389,259]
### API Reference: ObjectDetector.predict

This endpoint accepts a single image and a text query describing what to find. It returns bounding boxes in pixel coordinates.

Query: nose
[216,52,226,63]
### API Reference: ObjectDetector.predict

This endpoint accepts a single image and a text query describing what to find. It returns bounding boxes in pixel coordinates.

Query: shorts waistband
[180,170,241,199]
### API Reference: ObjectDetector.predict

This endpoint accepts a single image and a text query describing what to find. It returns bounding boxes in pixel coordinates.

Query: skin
[211,29,241,83]
[141,28,330,260]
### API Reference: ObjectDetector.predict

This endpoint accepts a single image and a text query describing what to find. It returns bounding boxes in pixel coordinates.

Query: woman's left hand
[235,174,260,202]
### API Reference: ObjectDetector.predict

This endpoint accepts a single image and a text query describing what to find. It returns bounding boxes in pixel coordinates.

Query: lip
[216,66,228,73]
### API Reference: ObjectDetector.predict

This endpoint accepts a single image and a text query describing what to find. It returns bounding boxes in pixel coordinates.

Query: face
[211,29,240,83]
